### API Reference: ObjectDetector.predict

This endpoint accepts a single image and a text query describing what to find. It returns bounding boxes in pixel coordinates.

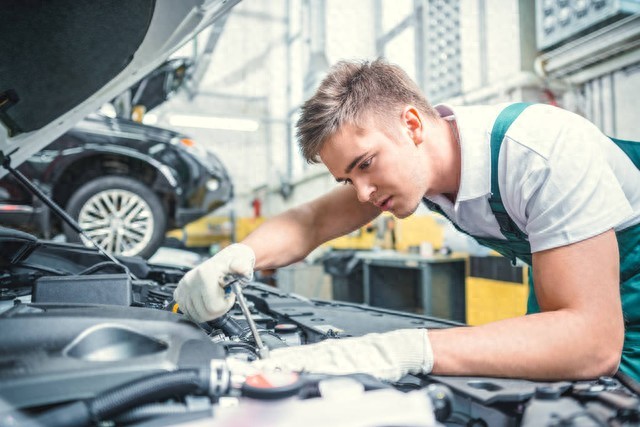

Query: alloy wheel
[77,189,155,256]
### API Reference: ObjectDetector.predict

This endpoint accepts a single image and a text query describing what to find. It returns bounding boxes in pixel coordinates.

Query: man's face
[319,112,430,219]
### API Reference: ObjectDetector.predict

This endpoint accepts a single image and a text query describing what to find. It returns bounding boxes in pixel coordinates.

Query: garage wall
[151,1,293,217]
[579,65,640,141]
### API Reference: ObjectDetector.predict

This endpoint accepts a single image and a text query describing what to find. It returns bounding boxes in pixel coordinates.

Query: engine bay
[1,228,639,426]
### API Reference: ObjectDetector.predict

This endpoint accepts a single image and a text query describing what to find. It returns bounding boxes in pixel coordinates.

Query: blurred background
[153,0,640,224]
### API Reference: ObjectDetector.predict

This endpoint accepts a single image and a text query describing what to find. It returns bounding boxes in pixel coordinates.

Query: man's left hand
[252,329,433,382]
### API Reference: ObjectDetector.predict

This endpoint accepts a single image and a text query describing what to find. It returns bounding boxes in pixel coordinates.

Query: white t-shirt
[425,103,640,253]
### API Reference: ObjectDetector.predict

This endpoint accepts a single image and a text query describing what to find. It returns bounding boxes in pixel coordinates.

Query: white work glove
[253,329,433,382]
[173,243,255,323]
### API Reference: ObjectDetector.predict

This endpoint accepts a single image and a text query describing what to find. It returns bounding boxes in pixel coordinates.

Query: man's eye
[359,158,372,170]
[342,179,353,186]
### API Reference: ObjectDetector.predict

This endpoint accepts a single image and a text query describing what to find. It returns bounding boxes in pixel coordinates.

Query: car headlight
[206,178,220,192]
[171,137,209,158]
[171,136,225,174]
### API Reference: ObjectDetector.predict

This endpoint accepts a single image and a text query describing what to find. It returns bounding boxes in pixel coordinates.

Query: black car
[0,114,233,258]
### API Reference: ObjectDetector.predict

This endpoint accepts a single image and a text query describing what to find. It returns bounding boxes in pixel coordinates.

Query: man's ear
[401,106,423,146]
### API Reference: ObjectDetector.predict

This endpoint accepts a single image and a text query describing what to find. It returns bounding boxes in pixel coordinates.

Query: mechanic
[174,58,640,382]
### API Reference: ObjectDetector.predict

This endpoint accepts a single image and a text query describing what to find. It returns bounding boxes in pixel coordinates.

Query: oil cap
[274,323,299,333]
[241,372,302,400]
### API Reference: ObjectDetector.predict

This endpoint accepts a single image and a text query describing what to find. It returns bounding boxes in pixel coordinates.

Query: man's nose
[354,178,375,203]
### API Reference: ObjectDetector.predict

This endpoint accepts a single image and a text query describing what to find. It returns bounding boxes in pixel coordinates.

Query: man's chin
[391,201,420,219]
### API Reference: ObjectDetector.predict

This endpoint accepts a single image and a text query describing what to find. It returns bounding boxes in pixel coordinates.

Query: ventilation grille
[425,0,462,103]
[536,0,640,50]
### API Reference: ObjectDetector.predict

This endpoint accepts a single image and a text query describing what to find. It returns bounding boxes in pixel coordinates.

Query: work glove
[253,329,433,382]
[173,243,255,323]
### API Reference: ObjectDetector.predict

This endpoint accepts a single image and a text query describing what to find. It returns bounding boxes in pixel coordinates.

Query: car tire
[64,176,166,259]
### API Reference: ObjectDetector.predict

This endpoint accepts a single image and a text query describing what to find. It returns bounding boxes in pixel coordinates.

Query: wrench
[224,274,269,359]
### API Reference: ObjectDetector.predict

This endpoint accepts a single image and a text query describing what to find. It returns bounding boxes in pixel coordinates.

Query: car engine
[1,227,639,427]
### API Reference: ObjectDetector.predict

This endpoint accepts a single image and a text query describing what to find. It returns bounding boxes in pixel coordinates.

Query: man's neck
[431,117,461,201]
[419,113,462,203]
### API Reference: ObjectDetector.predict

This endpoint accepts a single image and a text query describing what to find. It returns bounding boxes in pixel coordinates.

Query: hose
[24,369,211,427]
[209,313,289,350]
[113,402,201,424]
[76,261,130,276]
[207,312,244,336]
[91,369,208,420]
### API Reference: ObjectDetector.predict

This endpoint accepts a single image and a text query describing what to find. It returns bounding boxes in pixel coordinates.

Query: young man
[174,59,640,382]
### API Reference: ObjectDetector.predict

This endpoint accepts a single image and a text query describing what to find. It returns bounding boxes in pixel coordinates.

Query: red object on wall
[252,198,262,218]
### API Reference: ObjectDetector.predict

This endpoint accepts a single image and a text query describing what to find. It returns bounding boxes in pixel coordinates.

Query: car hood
[0,0,239,180]
[74,114,183,144]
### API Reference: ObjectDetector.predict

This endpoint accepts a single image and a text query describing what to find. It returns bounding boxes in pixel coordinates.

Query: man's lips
[376,196,393,211]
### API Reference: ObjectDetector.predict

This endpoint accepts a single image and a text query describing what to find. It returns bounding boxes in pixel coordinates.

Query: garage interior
[1,1,640,426]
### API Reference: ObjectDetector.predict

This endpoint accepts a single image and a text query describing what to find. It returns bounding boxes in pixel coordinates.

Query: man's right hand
[173,243,256,323]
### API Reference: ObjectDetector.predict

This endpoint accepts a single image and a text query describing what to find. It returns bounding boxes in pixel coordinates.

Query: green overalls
[423,103,640,381]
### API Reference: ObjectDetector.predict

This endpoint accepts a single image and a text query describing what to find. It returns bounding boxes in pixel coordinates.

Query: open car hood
[0,0,239,180]
[2,227,640,426]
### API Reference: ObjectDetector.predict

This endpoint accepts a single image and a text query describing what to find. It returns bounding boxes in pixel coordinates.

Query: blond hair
[296,58,437,164]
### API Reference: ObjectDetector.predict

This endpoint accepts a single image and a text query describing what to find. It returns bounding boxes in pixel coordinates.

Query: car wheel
[64,176,166,258]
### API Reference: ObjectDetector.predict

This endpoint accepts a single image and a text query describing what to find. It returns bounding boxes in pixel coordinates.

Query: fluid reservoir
[273,323,302,346]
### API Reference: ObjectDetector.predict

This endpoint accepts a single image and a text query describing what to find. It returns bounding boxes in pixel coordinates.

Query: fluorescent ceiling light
[142,113,158,125]
[168,114,260,132]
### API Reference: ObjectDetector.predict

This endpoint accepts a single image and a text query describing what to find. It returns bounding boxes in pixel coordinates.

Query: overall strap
[609,137,640,170]
[489,103,532,241]
[422,198,467,236]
